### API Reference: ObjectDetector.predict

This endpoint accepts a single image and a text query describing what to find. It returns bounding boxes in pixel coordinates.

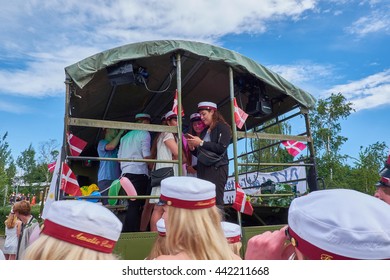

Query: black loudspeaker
[246,98,272,117]
[107,63,135,86]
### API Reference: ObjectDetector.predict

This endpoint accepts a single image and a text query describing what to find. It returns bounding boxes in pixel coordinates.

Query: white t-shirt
[156,132,179,176]
[118,130,151,175]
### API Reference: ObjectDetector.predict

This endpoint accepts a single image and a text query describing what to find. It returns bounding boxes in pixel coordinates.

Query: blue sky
[0,0,389,164]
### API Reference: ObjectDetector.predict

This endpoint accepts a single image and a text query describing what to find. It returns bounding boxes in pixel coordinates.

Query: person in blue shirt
[97,128,124,205]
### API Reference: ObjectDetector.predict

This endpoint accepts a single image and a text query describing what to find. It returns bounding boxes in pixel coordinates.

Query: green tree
[309,93,354,188]
[36,139,59,184]
[238,121,293,174]
[349,142,388,194]
[0,132,16,205]
[16,144,47,194]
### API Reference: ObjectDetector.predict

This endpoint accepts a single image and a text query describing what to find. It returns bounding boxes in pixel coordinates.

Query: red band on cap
[160,195,215,209]
[158,232,166,237]
[42,219,116,254]
[380,176,390,187]
[226,236,241,244]
[288,227,354,260]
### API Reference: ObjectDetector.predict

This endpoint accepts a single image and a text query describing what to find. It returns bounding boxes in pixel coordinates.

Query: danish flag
[67,132,87,156]
[282,140,307,157]
[232,182,253,216]
[172,89,185,117]
[47,161,56,173]
[233,97,248,129]
[61,162,82,196]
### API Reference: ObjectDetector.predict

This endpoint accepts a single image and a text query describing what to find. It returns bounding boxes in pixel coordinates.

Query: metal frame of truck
[57,40,317,259]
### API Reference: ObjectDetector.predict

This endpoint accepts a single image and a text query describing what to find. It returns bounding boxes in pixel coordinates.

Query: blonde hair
[23,234,119,260]
[228,241,242,257]
[5,213,17,229]
[146,235,168,260]
[165,206,236,260]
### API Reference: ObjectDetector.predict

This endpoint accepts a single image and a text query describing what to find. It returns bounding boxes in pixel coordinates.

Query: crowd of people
[2,100,390,260]
[8,192,37,206]
[96,101,232,233]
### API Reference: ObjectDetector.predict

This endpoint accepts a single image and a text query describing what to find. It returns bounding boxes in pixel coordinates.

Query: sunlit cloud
[0,0,316,98]
[324,69,390,111]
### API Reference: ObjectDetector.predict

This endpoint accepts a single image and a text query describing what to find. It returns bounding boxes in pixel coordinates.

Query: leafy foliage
[0,133,16,205]
[310,93,388,193]
[238,121,293,174]
[250,181,295,207]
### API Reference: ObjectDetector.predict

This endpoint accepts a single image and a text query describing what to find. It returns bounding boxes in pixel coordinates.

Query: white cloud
[268,63,390,113]
[345,10,390,36]
[0,0,316,98]
[0,100,30,114]
[0,46,101,97]
[324,69,390,111]
[268,62,334,84]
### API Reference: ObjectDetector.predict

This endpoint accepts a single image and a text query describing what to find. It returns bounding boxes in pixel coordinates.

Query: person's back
[117,113,152,232]
[13,200,39,260]
[3,211,21,260]
[119,129,151,175]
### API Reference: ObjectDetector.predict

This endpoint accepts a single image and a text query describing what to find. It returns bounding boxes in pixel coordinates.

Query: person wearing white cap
[374,154,390,205]
[186,102,231,210]
[118,112,152,232]
[149,110,187,231]
[185,113,206,177]
[146,218,168,260]
[155,177,241,260]
[245,189,390,260]
[23,200,123,260]
[221,221,242,257]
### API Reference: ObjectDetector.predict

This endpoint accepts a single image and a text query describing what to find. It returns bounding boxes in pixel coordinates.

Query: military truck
[52,40,318,259]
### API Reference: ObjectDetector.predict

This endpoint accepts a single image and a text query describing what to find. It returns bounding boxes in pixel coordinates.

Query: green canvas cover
[65,40,315,109]
[64,40,316,153]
